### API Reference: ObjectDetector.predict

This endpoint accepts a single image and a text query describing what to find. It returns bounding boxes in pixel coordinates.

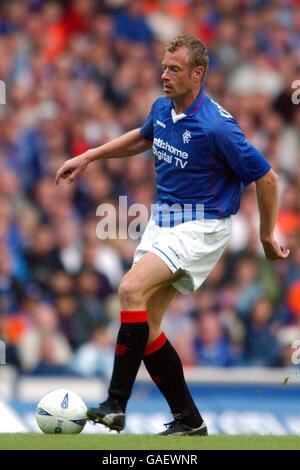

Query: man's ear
[192,66,204,83]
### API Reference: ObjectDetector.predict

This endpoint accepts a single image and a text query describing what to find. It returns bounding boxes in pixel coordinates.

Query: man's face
[161,47,200,100]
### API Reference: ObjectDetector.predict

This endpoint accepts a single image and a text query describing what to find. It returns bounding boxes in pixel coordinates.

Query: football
[35,389,87,434]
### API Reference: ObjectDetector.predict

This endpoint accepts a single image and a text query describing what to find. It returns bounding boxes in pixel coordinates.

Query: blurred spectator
[193,311,238,367]
[0,246,25,314]
[74,269,112,344]
[146,0,183,42]
[244,297,281,367]
[113,0,154,44]
[24,223,63,292]
[55,293,80,349]
[70,325,114,379]
[17,302,72,374]
[232,255,265,318]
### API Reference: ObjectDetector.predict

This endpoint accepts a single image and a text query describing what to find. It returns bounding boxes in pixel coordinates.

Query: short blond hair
[165,34,209,82]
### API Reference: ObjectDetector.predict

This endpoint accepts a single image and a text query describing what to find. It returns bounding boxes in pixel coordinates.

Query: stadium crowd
[0,0,299,377]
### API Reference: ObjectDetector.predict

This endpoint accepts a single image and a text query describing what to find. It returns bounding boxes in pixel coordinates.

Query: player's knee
[118,278,144,308]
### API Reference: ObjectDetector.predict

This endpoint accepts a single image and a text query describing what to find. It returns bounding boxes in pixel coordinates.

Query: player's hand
[260,236,290,260]
[55,153,90,185]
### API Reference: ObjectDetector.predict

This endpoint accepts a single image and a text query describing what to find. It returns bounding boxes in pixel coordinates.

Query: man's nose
[161,69,169,80]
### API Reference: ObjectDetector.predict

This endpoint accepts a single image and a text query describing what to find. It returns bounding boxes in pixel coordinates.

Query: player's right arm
[55,128,151,185]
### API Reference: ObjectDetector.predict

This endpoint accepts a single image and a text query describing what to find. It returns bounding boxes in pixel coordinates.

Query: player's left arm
[212,117,289,261]
[255,169,289,260]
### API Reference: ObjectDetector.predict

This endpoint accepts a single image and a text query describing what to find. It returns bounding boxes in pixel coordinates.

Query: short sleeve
[140,104,155,141]
[212,118,271,186]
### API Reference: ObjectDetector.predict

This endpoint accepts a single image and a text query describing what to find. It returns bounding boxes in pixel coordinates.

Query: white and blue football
[36,389,87,434]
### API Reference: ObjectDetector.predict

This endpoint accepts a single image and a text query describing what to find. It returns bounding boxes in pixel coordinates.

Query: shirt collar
[184,87,205,116]
[170,87,205,123]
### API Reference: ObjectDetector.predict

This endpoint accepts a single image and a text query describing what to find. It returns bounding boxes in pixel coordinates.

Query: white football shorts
[132,216,232,294]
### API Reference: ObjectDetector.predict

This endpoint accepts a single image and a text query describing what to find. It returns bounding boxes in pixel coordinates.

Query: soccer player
[56,35,289,436]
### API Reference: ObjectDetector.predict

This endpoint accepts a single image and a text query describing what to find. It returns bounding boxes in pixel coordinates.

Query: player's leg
[146,284,177,343]
[144,286,207,436]
[118,251,184,310]
[87,252,181,431]
[144,218,232,435]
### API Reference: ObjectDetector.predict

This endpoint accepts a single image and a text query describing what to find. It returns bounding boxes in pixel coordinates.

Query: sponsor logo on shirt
[153,137,188,168]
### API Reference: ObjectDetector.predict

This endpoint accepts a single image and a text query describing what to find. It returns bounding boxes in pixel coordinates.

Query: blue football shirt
[140,88,271,222]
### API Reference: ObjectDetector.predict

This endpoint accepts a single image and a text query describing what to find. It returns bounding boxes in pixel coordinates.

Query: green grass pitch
[0,434,299,450]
